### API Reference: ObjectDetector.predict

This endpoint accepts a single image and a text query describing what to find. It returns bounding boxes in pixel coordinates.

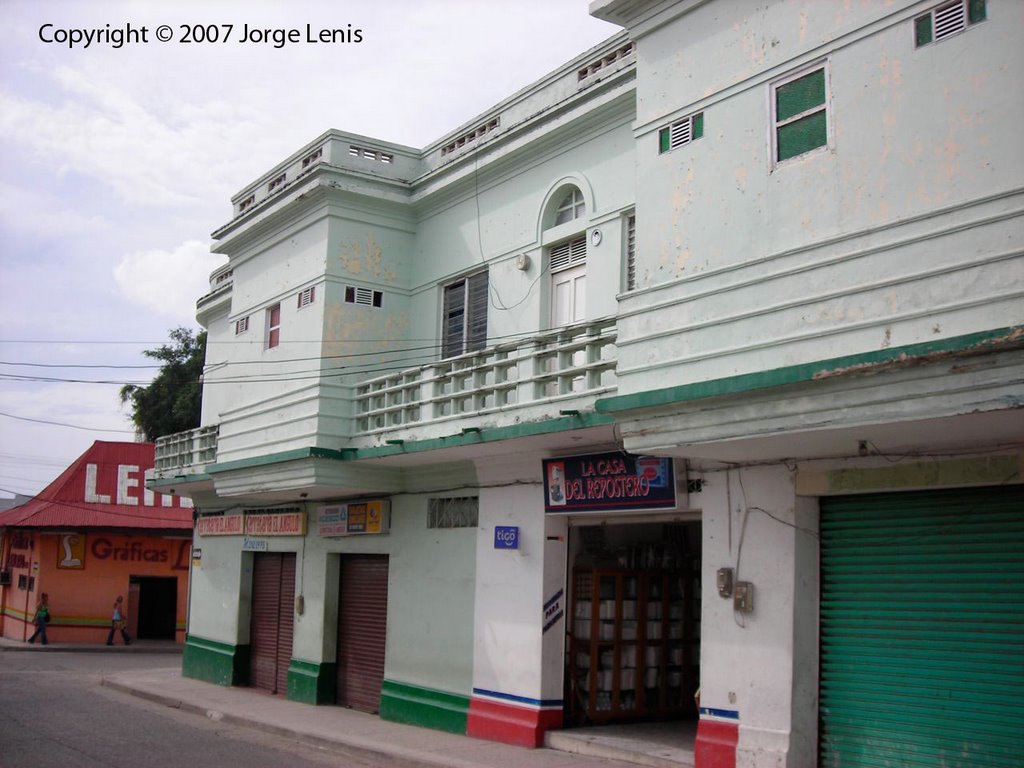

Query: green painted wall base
[182,634,250,687]
[380,679,469,734]
[288,659,337,704]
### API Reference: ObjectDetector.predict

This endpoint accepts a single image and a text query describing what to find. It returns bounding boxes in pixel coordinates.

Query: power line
[0,411,135,433]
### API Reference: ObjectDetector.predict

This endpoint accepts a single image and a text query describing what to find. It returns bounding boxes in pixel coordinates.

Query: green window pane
[777,110,827,161]
[692,112,704,140]
[915,14,933,46]
[776,68,825,121]
[659,127,670,153]
[968,0,986,24]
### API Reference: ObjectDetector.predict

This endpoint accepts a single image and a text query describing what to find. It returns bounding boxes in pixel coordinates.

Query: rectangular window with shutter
[266,303,281,349]
[915,0,985,47]
[297,286,315,308]
[771,64,829,165]
[442,271,488,358]
[625,214,636,291]
[658,112,704,154]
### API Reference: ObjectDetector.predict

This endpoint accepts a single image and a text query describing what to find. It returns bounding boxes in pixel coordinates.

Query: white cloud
[113,240,226,321]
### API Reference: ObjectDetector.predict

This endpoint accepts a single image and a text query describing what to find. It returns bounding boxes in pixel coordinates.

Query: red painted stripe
[466,697,562,748]
[695,718,738,768]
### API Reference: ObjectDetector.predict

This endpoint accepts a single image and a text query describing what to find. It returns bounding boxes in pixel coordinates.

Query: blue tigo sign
[494,526,519,550]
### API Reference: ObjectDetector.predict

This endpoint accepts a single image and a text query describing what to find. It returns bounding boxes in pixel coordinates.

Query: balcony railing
[353,319,617,435]
[152,320,617,475]
[154,425,219,472]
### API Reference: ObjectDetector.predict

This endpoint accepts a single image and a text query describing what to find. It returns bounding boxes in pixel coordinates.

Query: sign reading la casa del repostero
[543,452,676,513]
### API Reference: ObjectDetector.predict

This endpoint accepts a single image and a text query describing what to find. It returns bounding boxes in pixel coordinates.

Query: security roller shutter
[336,555,389,713]
[250,553,296,696]
[820,487,1023,767]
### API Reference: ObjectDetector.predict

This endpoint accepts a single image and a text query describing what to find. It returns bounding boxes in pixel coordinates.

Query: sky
[0,0,619,499]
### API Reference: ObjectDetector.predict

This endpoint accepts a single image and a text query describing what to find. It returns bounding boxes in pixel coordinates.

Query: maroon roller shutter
[250,553,295,696]
[336,555,389,712]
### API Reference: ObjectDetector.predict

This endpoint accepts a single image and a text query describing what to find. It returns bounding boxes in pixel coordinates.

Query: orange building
[0,441,193,644]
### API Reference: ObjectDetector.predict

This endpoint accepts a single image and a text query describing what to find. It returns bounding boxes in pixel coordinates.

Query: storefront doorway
[128,575,177,640]
[336,554,389,713]
[564,520,701,727]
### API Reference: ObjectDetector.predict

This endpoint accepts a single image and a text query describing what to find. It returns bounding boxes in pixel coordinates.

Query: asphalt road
[0,651,388,768]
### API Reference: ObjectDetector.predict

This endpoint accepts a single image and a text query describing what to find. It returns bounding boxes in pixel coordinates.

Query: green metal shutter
[820,486,1023,767]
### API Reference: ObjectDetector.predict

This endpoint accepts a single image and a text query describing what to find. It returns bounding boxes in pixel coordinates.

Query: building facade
[152,1,1022,766]
[0,441,193,644]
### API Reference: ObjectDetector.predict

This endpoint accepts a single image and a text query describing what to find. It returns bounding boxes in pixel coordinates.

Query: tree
[120,327,206,441]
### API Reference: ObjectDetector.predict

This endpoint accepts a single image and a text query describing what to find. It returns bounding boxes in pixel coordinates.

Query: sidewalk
[99,667,682,768]
[2,637,692,767]
[0,636,183,654]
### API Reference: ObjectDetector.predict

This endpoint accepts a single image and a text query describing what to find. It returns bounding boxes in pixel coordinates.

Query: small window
[915,0,985,47]
[442,272,488,358]
[301,148,323,168]
[266,303,281,349]
[235,316,250,335]
[772,65,829,164]
[554,188,586,225]
[427,497,479,529]
[659,112,704,153]
[297,286,315,308]
[268,174,286,193]
[625,214,637,291]
[344,286,383,307]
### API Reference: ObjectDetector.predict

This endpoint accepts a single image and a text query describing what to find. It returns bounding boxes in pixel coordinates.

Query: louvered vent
[934,1,967,39]
[345,286,383,307]
[550,236,587,273]
[625,214,636,291]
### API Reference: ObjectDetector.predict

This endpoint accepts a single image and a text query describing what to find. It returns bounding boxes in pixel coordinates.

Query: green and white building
[151,2,1023,766]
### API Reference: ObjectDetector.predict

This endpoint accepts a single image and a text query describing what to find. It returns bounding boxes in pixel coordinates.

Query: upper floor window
[235,316,250,335]
[442,271,488,358]
[771,64,830,165]
[659,112,704,154]
[624,214,637,291]
[554,188,586,226]
[297,286,315,308]
[915,0,985,47]
[266,303,281,349]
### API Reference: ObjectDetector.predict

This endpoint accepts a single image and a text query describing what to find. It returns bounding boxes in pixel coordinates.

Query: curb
[100,677,480,768]
[0,642,182,654]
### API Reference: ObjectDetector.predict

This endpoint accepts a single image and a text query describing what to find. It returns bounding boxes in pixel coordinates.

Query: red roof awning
[0,441,192,531]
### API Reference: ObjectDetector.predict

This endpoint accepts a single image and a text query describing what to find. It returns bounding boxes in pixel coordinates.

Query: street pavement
[1,637,692,768]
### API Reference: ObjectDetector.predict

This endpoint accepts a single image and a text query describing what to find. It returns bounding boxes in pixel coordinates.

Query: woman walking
[27,592,50,645]
[106,595,131,646]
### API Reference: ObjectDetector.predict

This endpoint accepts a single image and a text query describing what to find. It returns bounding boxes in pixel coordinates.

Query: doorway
[128,576,177,640]
[564,521,701,727]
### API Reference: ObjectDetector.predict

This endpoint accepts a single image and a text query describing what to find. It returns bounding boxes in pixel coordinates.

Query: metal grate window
[658,112,704,154]
[235,316,250,335]
[344,286,383,307]
[915,0,985,47]
[427,497,479,529]
[297,286,315,308]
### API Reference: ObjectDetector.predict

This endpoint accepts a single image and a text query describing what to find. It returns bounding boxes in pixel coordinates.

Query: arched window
[553,188,586,226]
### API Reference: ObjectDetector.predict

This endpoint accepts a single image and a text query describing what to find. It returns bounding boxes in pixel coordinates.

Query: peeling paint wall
[615,0,1023,395]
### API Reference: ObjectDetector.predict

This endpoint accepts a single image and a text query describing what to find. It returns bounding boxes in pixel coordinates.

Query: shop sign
[191,548,202,568]
[196,514,244,536]
[494,526,519,550]
[242,537,270,552]
[543,452,676,513]
[317,500,389,537]
[245,512,306,537]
